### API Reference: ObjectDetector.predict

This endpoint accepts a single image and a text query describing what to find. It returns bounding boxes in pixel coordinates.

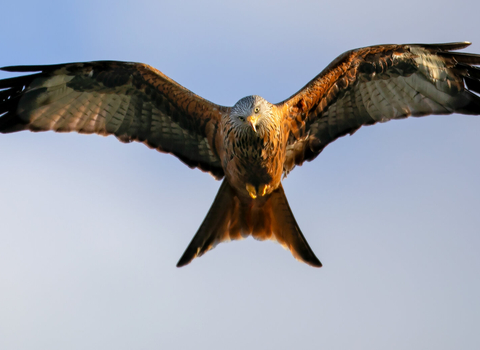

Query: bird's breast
[222,124,286,199]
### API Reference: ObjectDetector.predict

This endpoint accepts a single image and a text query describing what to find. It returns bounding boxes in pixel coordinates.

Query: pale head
[230,95,274,134]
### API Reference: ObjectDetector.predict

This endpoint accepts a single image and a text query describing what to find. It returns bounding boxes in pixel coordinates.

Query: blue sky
[1,0,479,349]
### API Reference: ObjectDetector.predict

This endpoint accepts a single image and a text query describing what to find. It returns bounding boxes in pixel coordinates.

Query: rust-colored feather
[177,180,321,267]
[278,42,480,174]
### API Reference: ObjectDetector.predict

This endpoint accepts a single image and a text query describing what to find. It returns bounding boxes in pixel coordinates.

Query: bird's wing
[0,61,229,179]
[278,42,480,174]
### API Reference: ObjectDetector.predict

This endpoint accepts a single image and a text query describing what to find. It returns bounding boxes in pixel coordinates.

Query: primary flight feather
[1,42,479,267]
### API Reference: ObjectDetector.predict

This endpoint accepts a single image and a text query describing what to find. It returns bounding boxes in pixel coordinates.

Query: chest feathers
[222,115,286,198]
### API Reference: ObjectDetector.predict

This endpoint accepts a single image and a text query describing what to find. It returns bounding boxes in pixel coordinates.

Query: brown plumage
[1,42,480,267]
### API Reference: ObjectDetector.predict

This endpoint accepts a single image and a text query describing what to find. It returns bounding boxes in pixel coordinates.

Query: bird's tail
[176,179,321,268]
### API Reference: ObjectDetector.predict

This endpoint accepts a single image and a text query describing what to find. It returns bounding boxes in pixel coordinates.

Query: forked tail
[176,179,321,267]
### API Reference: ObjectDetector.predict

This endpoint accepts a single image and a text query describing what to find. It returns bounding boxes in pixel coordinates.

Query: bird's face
[230,95,274,135]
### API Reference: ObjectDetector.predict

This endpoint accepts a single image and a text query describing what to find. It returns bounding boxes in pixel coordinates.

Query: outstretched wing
[280,42,480,174]
[0,61,230,179]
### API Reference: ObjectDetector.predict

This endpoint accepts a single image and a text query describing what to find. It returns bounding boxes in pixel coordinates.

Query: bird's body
[1,42,480,267]
[222,96,285,199]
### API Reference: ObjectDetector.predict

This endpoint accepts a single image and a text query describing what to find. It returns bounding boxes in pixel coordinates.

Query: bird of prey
[1,42,479,268]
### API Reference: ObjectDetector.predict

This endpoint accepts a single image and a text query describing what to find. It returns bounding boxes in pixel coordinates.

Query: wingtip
[441,41,472,50]
[0,65,38,72]
[298,252,322,268]
[412,41,473,51]
[309,258,323,268]
[0,63,65,73]
[176,254,194,268]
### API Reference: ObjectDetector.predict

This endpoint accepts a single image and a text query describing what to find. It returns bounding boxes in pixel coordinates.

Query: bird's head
[230,95,274,134]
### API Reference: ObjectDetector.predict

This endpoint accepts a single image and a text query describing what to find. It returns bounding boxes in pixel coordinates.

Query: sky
[0,0,479,349]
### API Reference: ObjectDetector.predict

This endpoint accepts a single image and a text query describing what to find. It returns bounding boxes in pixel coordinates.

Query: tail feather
[256,184,322,267]
[176,180,321,268]
[176,180,240,267]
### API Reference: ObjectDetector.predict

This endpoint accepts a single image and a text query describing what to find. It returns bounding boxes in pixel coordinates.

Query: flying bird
[1,42,480,268]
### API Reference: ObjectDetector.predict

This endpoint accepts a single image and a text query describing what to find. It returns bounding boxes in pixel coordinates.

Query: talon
[259,184,269,196]
[246,183,257,199]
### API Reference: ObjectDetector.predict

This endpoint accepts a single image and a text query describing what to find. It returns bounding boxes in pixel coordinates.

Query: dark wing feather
[279,42,480,174]
[0,61,230,179]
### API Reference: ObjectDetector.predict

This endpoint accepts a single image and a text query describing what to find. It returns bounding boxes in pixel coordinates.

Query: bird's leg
[246,183,270,199]
[246,183,257,199]
[258,184,269,197]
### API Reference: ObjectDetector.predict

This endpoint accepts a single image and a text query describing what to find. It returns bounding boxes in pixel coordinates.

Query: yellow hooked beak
[247,115,259,132]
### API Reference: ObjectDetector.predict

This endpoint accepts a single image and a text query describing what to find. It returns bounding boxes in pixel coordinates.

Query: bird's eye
[238,116,245,121]
[254,107,260,113]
